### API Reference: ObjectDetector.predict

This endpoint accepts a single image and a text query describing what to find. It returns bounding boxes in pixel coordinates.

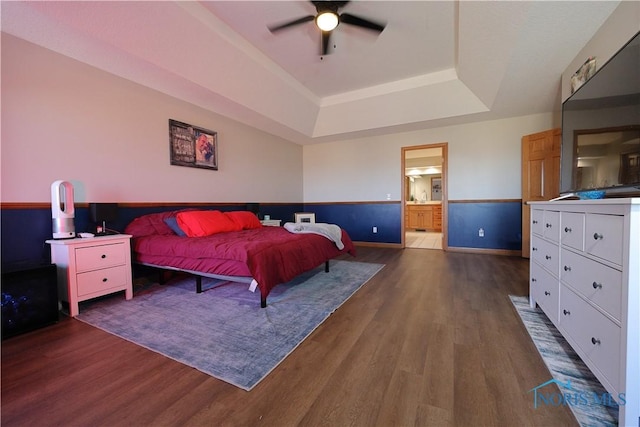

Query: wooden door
[422,206,434,229]
[408,207,420,229]
[522,128,561,258]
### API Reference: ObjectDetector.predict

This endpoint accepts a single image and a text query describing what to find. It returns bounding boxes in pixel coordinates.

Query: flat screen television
[560,31,640,196]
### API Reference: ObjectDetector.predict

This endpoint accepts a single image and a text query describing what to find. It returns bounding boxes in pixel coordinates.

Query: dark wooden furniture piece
[1,262,58,339]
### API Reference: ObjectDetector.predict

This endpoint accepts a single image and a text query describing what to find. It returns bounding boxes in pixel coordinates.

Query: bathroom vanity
[405,202,442,231]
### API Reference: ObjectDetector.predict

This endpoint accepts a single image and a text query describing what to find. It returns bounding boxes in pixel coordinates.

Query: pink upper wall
[1,34,303,203]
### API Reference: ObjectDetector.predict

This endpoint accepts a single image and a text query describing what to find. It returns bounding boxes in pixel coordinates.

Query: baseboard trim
[446,246,522,257]
[353,241,402,249]
[353,242,521,256]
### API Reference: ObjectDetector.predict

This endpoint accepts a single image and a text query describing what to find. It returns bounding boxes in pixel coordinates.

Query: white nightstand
[46,234,133,317]
[260,219,282,227]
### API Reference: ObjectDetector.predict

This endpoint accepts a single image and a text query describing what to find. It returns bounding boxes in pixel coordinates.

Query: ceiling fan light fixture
[316,12,338,31]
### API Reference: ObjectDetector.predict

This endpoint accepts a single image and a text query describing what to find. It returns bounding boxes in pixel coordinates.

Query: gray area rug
[77,260,384,390]
[510,296,618,427]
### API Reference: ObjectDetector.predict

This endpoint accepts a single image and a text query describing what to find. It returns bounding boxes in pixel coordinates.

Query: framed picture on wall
[169,119,218,170]
[294,212,316,223]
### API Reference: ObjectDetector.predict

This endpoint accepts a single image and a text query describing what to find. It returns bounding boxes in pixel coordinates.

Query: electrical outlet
[373,226,378,233]
[479,228,484,237]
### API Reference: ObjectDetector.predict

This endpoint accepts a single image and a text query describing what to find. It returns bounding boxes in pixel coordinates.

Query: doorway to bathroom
[402,143,448,250]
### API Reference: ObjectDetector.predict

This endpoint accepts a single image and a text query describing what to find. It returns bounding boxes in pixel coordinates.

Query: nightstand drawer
[75,242,127,272]
[76,265,130,297]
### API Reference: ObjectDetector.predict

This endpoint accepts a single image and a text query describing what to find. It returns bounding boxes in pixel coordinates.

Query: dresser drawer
[543,210,560,243]
[531,236,559,277]
[76,265,130,297]
[530,262,559,325]
[559,286,620,393]
[585,213,624,266]
[560,248,622,322]
[561,212,584,251]
[75,242,127,272]
[531,209,544,236]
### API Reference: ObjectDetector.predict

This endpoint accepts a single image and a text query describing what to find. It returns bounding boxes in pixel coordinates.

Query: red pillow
[176,210,242,237]
[225,211,263,230]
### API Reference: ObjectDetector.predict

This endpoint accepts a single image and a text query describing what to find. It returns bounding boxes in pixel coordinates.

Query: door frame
[401,143,448,250]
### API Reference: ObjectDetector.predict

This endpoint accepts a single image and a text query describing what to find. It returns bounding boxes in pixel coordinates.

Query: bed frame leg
[325,260,330,273]
[261,296,267,308]
[196,276,202,293]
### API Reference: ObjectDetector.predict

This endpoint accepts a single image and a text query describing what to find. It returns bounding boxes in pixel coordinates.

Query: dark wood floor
[1,247,578,426]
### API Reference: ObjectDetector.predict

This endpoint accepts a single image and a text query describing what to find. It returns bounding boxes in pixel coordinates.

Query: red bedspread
[125,210,356,301]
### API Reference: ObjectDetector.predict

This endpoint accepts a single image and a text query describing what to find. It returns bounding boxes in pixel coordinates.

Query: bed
[124,209,356,307]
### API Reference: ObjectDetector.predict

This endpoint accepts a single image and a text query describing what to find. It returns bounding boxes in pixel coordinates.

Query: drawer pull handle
[563,265,571,272]
[101,254,107,259]
[591,337,601,346]
[592,281,603,289]
[545,255,551,260]
[564,227,572,233]
[531,278,537,283]
[593,233,603,240]
[544,291,550,296]
[102,278,108,282]
[532,247,538,251]
[563,309,571,316]
[532,220,538,224]
[545,223,552,228]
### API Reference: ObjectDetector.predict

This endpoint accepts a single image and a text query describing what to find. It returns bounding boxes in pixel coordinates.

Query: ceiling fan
[268,1,386,56]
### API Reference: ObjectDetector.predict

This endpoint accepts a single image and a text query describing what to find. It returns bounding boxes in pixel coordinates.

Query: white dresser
[47,234,133,317]
[529,199,639,426]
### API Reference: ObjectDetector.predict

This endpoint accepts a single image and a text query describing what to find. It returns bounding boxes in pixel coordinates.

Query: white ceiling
[1,1,621,145]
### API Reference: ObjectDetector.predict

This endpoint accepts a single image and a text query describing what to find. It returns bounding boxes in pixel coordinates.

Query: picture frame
[169,119,218,170]
[294,212,316,223]
[570,57,596,94]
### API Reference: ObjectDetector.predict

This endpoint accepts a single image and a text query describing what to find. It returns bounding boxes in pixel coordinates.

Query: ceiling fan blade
[268,15,314,33]
[340,13,385,32]
[321,30,332,56]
